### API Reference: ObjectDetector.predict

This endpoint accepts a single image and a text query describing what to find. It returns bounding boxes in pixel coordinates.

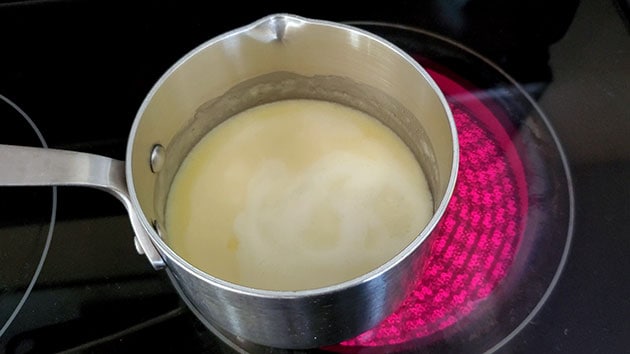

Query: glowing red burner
[329,68,529,349]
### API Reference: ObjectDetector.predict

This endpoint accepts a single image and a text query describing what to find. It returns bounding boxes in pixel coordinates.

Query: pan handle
[0,144,165,269]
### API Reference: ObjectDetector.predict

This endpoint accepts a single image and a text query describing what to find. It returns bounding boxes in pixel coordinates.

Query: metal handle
[0,144,165,269]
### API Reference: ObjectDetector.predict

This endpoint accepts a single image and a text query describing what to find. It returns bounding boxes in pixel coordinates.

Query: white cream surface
[166,99,433,290]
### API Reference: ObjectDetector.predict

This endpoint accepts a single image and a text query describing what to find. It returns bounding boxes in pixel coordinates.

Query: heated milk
[165,99,433,291]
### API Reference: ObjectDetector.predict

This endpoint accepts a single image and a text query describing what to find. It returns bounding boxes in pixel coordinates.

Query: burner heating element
[329,67,529,349]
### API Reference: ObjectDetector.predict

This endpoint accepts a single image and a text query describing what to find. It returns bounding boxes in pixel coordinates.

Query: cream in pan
[165,99,433,291]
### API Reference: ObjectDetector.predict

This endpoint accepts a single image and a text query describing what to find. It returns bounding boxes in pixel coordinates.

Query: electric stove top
[0,1,628,353]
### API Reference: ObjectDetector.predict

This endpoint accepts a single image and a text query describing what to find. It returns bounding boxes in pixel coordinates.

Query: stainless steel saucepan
[0,14,458,349]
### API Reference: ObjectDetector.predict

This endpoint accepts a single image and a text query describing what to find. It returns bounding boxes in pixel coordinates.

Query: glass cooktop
[1,1,628,353]
[0,20,573,354]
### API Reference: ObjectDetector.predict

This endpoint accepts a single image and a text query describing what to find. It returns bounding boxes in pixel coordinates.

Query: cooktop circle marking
[0,94,57,338]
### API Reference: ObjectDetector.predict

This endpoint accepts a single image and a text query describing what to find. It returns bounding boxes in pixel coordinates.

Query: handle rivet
[150,144,165,173]
[152,219,163,238]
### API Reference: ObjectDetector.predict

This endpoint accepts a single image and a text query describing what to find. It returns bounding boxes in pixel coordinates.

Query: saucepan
[0,14,458,349]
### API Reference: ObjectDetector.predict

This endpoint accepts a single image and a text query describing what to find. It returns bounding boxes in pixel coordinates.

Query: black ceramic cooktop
[0,1,628,353]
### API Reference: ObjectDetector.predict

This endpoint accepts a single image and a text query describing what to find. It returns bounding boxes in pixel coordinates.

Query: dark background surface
[0,0,628,353]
